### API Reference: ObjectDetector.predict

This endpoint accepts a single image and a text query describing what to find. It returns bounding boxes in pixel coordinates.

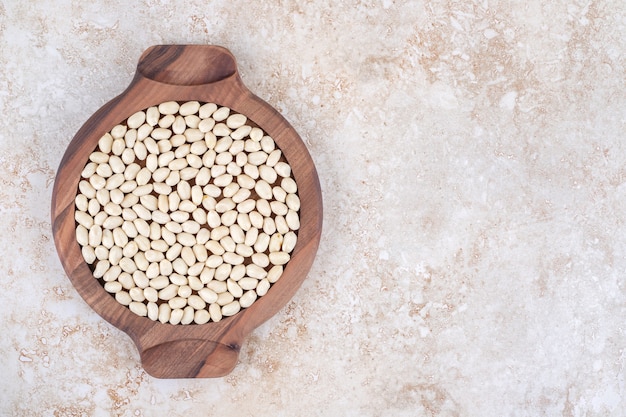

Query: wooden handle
[51,45,322,378]
[137,45,237,86]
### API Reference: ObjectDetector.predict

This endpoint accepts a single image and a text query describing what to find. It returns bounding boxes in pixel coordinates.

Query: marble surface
[1,0,625,415]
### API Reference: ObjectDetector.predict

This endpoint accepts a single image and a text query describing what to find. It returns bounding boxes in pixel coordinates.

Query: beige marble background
[1,0,625,415]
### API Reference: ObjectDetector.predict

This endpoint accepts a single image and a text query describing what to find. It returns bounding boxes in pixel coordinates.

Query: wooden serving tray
[51,45,322,378]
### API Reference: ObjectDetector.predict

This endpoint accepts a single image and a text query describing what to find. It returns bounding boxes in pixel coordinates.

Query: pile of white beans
[74,101,300,325]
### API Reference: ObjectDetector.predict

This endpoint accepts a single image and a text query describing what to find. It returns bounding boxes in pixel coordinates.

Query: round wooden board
[51,45,322,378]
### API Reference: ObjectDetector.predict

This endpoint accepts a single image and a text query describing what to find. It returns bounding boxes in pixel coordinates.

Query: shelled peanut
[74,101,300,325]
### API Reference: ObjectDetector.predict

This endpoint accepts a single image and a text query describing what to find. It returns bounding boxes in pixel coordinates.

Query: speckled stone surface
[1,1,625,416]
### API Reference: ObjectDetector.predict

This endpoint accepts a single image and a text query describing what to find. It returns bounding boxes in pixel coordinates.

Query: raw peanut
[248,151,268,166]
[216,151,233,166]
[129,301,147,316]
[286,209,300,230]
[230,264,246,281]
[81,246,96,264]
[194,309,211,324]
[217,291,234,306]
[199,102,217,118]
[223,182,240,198]
[275,215,289,234]
[249,127,263,141]
[127,111,146,129]
[251,252,269,268]
[198,288,218,304]
[102,264,120,282]
[75,194,89,212]
[247,264,268,279]
[129,287,146,302]
[158,101,179,115]
[149,275,169,290]
[143,286,158,302]
[214,136,233,153]
[220,236,236,253]
[121,221,138,239]
[168,297,187,310]
[285,193,300,211]
[254,233,270,253]
[125,129,137,148]
[116,291,132,306]
[181,167,199,181]
[124,163,141,181]
[231,125,252,141]
[272,186,287,203]
[166,243,183,261]
[209,303,222,322]
[221,300,241,317]
[95,245,110,262]
[134,141,148,161]
[266,149,282,167]
[133,271,150,288]
[134,251,149,271]
[216,198,235,213]
[118,272,134,290]
[215,263,232,281]
[158,303,171,323]
[147,302,159,321]
[239,290,258,308]
[89,174,106,190]
[198,117,216,133]
[89,151,109,164]
[93,211,107,226]
[102,229,115,248]
[145,263,158,280]
[223,251,244,265]
[214,173,233,187]
[121,148,135,164]
[185,129,204,142]
[104,281,122,294]
[256,199,272,217]
[282,231,297,252]
[211,165,227,179]
[178,285,192,298]
[111,124,127,139]
[212,106,230,121]
[263,217,277,235]
[181,306,195,325]
[81,162,98,179]
[267,265,284,283]
[137,123,153,140]
[281,177,297,194]
[112,227,128,247]
[227,279,243,298]
[96,163,113,178]
[239,277,260,290]
[76,225,89,246]
[237,199,256,214]
[159,116,176,129]
[110,189,124,205]
[226,113,247,129]
[255,180,273,200]
[256,278,270,296]
[182,220,200,234]
[78,180,96,199]
[172,258,189,275]
[112,138,125,156]
[259,165,278,184]
[159,284,179,301]
[96,189,111,206]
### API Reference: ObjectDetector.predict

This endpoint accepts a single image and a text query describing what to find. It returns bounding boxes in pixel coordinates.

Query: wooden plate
[51,45,322,378]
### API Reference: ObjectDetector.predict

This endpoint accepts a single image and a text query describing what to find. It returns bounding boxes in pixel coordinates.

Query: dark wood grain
[51,45,322,378]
